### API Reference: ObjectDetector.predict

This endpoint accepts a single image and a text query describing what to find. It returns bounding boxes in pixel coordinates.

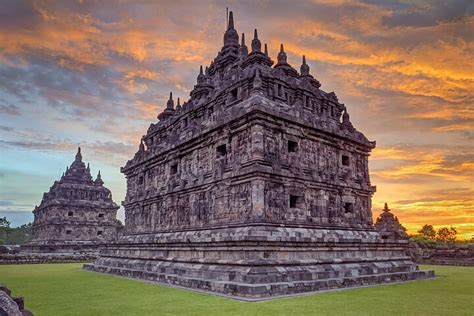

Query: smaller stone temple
[25,148,120,253]
[374,203,408,240]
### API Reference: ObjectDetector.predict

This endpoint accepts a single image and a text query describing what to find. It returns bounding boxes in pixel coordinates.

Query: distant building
[86,12,433,298]
[375,203,408,240]
[25,148,119,253]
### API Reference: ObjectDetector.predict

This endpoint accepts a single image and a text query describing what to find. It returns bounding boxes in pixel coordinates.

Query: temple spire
[95,170,104,186]
[300,55,310,76]
[228,11,234,30]
[239,33,248,57]
[251,29,261,53]
[197,65,205,84]
[276,43,288,65]
[176,97,181,111]
[166,92,174,110]
[223,11,238,46]
[75,147,82,161]
[264,43,268,56]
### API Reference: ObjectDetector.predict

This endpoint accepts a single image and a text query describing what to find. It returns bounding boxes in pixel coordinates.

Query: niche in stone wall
[344,202,354,213]
[289,194,302,208]
[342,154,350,166]
[216,144,227,157]
[170,164,178,175]
[288,140,298,153]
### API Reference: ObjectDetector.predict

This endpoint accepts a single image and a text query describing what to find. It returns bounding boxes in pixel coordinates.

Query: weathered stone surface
[0,284,33,316]
[24,148,120,254]
[86,11,433,299]
[409,244,474,266]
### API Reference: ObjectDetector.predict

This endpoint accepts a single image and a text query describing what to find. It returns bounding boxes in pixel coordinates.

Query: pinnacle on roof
[75,146,82,161]
[251,29,261,53]
[197,65,205,84]
[277,43,288,65]
[264,43,268,56]
[95,170,104,186]
[166,92,174,110]
[300,55,310,76]
[176,97,182,111]
[223,11,239,47]
[239,33,248,57]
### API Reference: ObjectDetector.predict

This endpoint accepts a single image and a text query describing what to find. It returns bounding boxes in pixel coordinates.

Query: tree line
[0,217,32,245]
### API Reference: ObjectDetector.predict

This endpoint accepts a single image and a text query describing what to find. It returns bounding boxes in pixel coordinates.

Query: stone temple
[26,148,120,253]
[85,12,434,299]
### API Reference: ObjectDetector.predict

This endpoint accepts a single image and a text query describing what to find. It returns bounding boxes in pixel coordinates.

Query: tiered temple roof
[124,11,374,172]
[36,147,116,210]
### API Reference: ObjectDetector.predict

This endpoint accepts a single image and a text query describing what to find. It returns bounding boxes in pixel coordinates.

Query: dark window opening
[216,144,227,157]
[138,176,144,184]
[97,230,103,236]
[289,195,299,208]
[183,118,188,127]
[278,84,283,97]
[342,155,350,166]
[170,164,178,175]
[67,211,73,217]
[344,202,354,213]
[288,140,298,153]
[98,213,104,218]
[208,106,214,117]
[231,88,238,101]
[66,230,72,235]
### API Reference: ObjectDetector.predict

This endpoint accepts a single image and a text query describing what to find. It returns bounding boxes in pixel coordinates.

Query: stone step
[84,263,434,299]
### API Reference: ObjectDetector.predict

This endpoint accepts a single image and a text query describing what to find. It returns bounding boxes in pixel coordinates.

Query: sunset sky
[0,0,472,239]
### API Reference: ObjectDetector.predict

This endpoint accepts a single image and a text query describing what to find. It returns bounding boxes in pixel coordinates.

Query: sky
[0,0,472,239]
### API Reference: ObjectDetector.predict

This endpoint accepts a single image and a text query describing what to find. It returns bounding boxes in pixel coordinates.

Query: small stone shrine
[374,203,408,240]
[85,12,434,299]
[25,148,120,253]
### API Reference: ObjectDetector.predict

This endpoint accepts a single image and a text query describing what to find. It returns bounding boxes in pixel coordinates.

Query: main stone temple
[86,12,433,298]
[26,148,120,253]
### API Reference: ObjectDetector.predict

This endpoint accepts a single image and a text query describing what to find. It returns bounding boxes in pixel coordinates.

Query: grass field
[0,264,472,315]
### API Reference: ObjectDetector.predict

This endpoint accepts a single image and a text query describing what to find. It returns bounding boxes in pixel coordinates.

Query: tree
[0,217,11,245]
[436,227,457,244]
[418,224,436,241]
[0,217,10,228]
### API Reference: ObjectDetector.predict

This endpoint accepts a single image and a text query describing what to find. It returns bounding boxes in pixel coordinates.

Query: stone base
[22,241,103,254]
[84,225,435,299]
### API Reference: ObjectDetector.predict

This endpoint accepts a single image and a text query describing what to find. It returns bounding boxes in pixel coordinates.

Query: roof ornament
[264,43,268,56]
[197,65,205,84]
[223,11,239,47]
[176,97,182,111]
[166,92,174,110]
[300,55,310,76]
[342,107,354,129]
[95,170,104,186]
[239,33,248,57]
[251,29,261,53]
[75,147,82,161]
[277,43,287,65]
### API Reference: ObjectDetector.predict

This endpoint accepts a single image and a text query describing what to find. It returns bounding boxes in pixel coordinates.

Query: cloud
[0,0,473,238]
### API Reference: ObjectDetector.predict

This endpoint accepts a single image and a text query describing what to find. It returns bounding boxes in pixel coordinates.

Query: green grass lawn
[0,264,472,316]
